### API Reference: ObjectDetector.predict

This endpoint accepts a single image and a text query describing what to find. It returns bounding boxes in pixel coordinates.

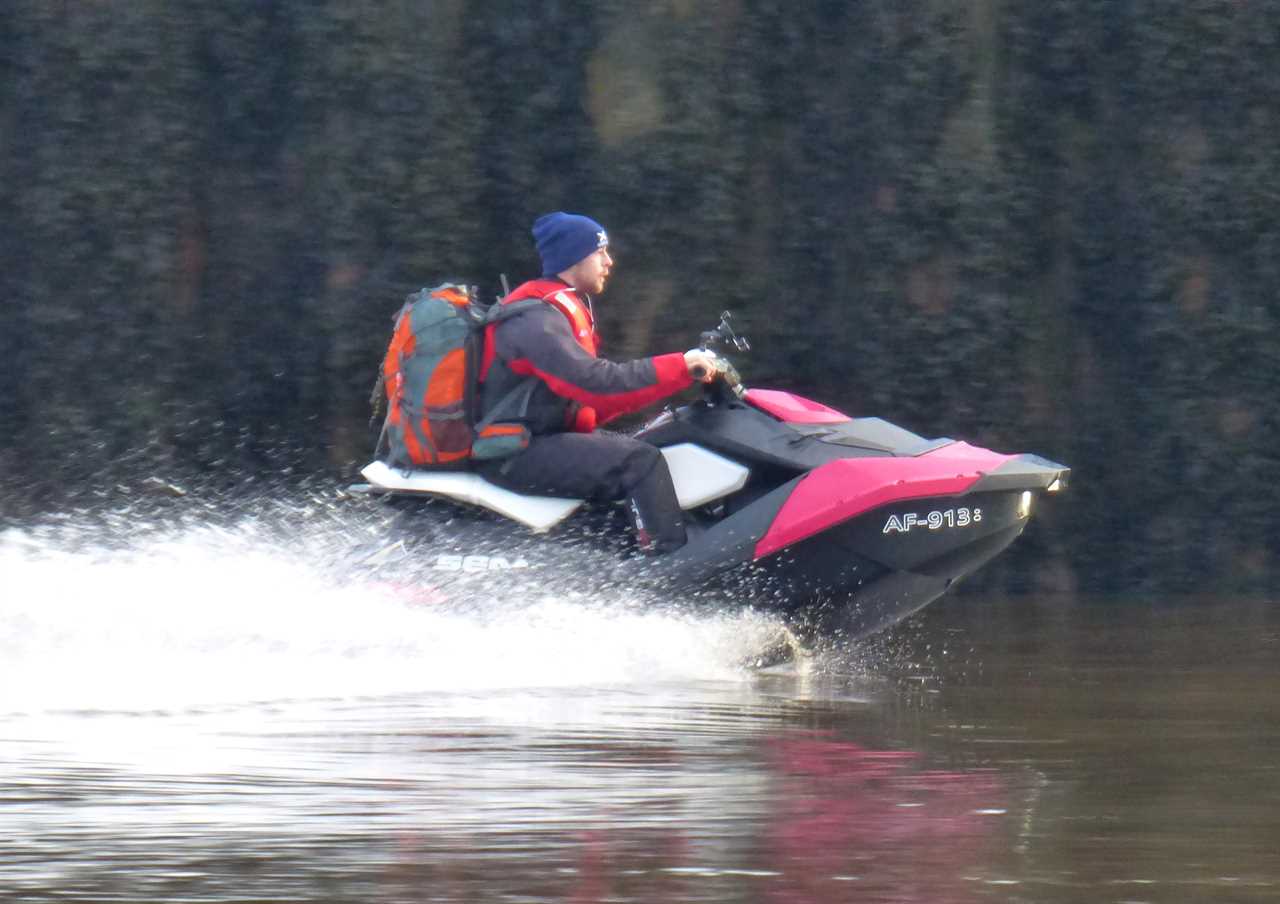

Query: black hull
[658,489,1031,640]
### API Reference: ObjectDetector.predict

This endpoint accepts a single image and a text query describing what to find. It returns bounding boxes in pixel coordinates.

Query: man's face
[563,247,613,295]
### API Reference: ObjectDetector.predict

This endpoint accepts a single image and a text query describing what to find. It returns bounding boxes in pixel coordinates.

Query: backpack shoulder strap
[472,299,547,431]
[484,297,545,324]
[473,376,539,432]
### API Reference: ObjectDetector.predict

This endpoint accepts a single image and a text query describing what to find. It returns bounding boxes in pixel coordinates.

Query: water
[2,499,1278,902]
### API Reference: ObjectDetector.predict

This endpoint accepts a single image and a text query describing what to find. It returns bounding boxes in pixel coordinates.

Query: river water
[1,497,1277,903]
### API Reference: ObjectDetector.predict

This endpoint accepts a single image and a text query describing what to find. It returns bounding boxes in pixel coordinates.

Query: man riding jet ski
[471,212,720,554]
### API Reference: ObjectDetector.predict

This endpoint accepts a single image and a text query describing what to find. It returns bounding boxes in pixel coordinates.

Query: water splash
[0,499,793,716]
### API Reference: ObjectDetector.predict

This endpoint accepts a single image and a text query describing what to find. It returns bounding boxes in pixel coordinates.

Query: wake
[0,497,795,715]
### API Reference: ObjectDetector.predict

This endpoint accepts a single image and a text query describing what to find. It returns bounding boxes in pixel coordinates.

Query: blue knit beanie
[532,212,609,278]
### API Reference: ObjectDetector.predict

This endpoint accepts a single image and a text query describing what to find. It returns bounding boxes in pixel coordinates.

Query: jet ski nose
[1022,454,1070,492]
[967,453,1070,495]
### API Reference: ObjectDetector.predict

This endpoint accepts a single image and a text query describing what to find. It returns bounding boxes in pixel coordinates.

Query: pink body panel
[753,442,1016,560]
[745,388,852,424]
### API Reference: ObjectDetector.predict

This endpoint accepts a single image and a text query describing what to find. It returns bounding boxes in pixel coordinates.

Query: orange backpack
[377,284,538,468]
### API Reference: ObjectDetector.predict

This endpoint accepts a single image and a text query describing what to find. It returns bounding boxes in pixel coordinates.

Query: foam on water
[0,512,789,715]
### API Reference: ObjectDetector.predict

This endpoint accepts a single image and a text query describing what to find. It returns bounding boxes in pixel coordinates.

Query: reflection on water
[4,692,1023,903]
[2,514,1278,902]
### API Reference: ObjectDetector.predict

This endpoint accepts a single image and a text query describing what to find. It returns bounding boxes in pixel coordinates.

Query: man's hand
[684,349,720,383]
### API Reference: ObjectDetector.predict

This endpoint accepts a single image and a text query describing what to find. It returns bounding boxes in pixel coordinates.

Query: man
[475,212,718,553]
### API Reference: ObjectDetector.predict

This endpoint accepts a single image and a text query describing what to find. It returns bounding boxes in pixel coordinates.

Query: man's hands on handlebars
[683,349,721,383]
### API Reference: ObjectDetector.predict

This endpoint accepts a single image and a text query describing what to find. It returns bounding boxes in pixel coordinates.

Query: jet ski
[356,313,1069,640]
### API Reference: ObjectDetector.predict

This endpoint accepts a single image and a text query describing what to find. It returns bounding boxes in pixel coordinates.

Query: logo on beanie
[596,230,608,248]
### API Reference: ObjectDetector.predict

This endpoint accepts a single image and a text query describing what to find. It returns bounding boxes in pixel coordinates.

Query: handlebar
[694,351,745,400]
[690,311,749,400]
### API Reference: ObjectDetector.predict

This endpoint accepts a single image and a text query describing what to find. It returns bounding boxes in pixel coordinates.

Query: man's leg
[477,432,686,553]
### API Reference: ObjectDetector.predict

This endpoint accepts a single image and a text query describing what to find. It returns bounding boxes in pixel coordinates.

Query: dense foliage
[2,1,1276,593]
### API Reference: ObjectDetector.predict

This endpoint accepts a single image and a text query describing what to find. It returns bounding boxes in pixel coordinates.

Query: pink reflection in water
[762,732,1008,903]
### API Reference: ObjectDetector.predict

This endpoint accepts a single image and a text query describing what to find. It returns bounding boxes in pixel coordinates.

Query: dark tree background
[2,0,1277,595]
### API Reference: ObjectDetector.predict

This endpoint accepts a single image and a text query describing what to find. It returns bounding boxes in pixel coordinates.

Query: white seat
[360,444,749,533]
[360,461,583,532]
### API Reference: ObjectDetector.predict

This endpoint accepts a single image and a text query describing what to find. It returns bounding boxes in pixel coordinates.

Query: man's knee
[617,439,665,488]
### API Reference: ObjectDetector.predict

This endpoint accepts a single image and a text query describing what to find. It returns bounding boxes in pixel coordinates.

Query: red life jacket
[480,279,601,431]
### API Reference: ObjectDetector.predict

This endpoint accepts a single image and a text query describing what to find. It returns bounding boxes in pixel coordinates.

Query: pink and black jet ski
[358,314,1069,639]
